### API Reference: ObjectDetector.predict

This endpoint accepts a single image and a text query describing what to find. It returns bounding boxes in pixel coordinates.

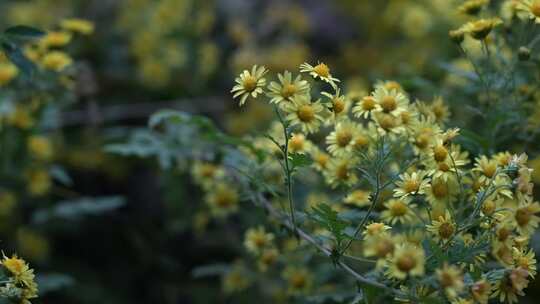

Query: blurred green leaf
[4,25,45,39]
[192,263,230,278]
[36,273,75,295]
[33,196,125,223]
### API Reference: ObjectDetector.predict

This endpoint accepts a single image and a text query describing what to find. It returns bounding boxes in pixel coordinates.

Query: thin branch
[254,193,407,298]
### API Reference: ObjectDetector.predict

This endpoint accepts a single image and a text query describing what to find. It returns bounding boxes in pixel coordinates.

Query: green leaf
[289,153,313,170]
[36,273,75,295]
[1,41,36,78]
[191,263,230,278]
[309,203,349,249]
[4,25,45,39]
[32,196,125,223]
[148,109,190,129]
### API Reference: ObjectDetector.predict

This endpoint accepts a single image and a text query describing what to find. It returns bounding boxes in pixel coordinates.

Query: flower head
[231,65,268,106]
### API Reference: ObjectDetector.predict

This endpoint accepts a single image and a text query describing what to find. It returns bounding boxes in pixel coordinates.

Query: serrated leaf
[309,203,349,248]
[289,153,313,170]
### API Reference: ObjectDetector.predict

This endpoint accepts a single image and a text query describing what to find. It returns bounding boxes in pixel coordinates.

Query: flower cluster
[222,59,540,302]
[0,254,38,304]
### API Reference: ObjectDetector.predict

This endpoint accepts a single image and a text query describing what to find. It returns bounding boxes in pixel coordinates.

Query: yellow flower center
[289,136,304,151]
[432,182,448,198]
[297,105,315,122]
[354,135,369,148]
[366,223,385,235]
[482,162,497,178]
[216,190,236,207]
[439,272,455,288]
[315,154,329,168]
[433,145,448,162]
[438,162,450,172]
[253,234,267,247]
[380,95,397,113]
[390,201,408,216]
[336,164,349,180]
[336,130,353,147]
[361,96,376,111]
[378,115,396,130]
[397,254,417,272]
[515,207,531,227]
[482,200,496,215]
[375,239,395,257]
[3,258,24,275]
[403,179,420,193]
[415,133,431,149]
[243,76,258,92]
[497,227,511,241]
[313,63,330,78]
[438,222,455,239]
[333,98,345,114]
[200,165,216,178]
[290,273,307,288]
[281,84,297,98]
[400,111,411,125]
[532,1,540,17]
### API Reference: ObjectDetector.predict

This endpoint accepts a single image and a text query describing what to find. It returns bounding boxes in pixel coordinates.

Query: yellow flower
[427,211,456,243]
[393,171,429,198]
[283,95,325,134]
[425,176,459,205]
[257,248,279,272]
[0,62,19,86]
[282,267,312,295]
[60,18,95,35]
[325,119,358,157]
[517,0,540,23]
[512,247,537,277]
[458,0,489,15]
[27,136,54,161]
[0,191,17,218]
[244,226,274,255]
[222,263,250,294]
[323,157,358,188]
[267,71,309,105]
[381,198,416,224]
[352,95,379,118]
[493,268,529,304]
[17,228,50,262]
[309,147,330,172]
[300,62,340,86]
[512,198,540,236]
[322,88,350,119]
[41,51,73,71]
[430,96,451,125]
[288,133,311,154]
[0,254,38,301]
[205,183,239,217]
[436,263,464,299]
[363,233,395,268]
[231,65,268,106]
[363,222,391,238]
[40,31,72,48]
[372,86,409,117]
[344,190,371,207]
[471,279,492,304]
[460,18,503,40]
[26,168,51,196]
[387,243,425,280]
[191,161,225,190]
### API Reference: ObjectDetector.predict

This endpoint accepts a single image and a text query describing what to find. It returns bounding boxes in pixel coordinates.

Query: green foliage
[309,204,349,252]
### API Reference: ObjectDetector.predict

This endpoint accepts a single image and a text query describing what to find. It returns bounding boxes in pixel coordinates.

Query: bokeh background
[0,0,539,303]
